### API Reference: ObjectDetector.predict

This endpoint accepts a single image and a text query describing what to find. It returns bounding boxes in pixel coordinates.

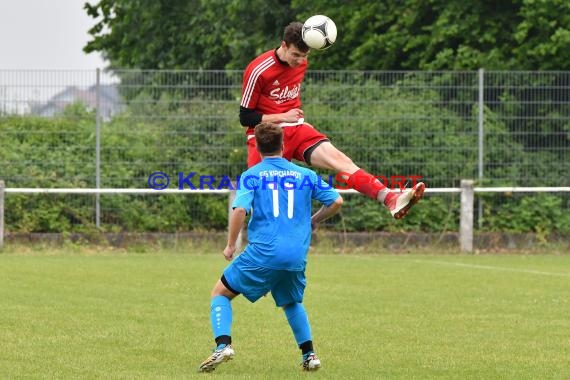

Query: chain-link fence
[1,69,569,234]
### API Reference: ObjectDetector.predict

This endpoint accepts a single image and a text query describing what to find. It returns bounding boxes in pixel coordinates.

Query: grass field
[1,246,569,379]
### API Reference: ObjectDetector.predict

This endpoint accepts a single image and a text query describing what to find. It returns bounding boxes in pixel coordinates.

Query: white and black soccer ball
[302,15,337,50]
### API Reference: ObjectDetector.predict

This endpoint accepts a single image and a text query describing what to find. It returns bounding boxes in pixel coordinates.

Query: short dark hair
[283,21,309,53]
[254,122,283,155]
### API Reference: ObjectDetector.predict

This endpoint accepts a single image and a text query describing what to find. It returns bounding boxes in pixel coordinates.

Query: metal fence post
[95,68,101,228]
[460,180,475,253]
[478,68,484,229]
[0,180,4,248]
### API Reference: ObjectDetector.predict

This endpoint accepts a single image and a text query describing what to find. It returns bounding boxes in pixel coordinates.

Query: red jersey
[240,49,307,134]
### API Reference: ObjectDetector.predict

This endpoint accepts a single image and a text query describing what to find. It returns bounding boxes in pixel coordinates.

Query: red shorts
[246,123,328,167]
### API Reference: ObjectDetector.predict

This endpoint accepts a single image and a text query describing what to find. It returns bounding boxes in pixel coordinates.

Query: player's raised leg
[308,141,425,219]
[384,181,425,219]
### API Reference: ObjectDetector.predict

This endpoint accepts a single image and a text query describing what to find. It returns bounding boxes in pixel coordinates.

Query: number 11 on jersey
[269,182,294,219]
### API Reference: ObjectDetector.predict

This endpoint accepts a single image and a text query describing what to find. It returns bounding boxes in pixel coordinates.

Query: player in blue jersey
[198,122,343,373]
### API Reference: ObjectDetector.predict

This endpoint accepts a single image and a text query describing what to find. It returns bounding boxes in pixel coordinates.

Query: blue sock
[284,302,312,346]
[210,295,232,342]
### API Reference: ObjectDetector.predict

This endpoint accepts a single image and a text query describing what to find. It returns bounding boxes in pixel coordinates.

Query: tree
[293,0,570,70]
[84,0,295,70]
[85,0,570,71]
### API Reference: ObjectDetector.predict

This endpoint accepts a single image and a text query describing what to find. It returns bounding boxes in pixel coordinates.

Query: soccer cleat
[301,352,321,371]
[384,182,425,220]
[197,344,235,373]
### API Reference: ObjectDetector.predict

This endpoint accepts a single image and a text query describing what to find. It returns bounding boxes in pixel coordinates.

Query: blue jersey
[232,157,339,270]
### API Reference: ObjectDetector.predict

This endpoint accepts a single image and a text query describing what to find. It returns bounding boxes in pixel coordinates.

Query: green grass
[1,248,569,379]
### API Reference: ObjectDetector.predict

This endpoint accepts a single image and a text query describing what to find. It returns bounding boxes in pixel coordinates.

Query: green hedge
[1,80,569,233]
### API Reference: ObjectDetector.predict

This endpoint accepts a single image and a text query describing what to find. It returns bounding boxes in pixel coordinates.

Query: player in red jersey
[239,21,424,219]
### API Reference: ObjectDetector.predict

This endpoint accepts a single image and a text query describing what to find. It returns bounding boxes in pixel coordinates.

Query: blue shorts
[222,255,306,307]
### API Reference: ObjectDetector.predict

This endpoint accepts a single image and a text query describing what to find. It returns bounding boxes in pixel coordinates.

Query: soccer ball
[302,15,337,50]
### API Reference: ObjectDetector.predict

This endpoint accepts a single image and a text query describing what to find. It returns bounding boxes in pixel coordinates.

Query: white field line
[412,259,570,278]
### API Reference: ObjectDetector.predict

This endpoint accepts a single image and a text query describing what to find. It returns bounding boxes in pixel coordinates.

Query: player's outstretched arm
[311,195,343,229]
[223,208,247,261]
[262,108,303,124]
[239,106,303,127]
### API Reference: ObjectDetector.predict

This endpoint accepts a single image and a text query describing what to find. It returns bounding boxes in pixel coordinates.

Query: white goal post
[1,180,570,251]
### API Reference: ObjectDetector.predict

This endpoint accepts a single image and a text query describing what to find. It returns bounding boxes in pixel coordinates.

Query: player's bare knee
[210,283,223,297]
[313,144,357,171]
[210,279,236,299]
[327,146,358,169]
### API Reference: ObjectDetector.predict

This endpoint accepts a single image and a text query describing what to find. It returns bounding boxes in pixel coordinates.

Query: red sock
[347,169,386,200]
